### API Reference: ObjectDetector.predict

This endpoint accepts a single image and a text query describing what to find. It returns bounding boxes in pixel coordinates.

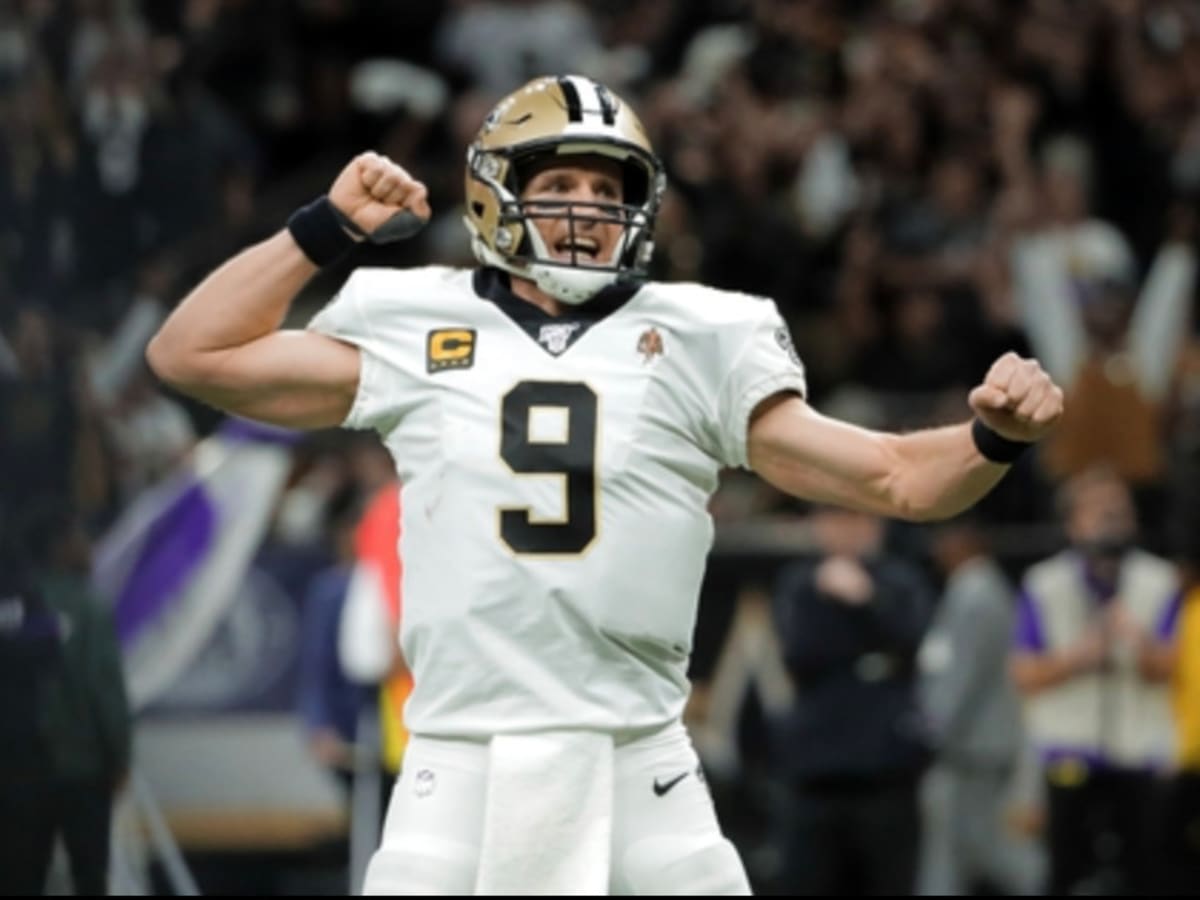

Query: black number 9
[499,381,598,555]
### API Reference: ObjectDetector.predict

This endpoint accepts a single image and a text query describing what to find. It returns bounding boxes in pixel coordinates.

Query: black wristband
[971,418,1032,464]
[286,196,358,267]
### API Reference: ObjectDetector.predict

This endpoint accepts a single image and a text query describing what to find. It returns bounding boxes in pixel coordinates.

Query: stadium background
[2,0,1200,894]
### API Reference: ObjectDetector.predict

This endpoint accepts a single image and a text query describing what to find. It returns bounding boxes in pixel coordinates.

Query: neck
[510,274,568,317]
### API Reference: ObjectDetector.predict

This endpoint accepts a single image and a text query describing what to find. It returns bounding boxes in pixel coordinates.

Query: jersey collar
[472,267,642,357]
[472,267,640,325]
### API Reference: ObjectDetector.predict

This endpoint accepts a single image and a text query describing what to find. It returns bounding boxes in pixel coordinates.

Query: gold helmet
[464,75,666,305]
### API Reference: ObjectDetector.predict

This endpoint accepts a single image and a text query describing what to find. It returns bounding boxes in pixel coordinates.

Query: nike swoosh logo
[653,771,689,796]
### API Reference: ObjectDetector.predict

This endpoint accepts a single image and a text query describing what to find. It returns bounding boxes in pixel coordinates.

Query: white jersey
[308,266,807,738]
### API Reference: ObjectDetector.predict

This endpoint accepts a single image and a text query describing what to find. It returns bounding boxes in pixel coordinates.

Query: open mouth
[552,237,602,263]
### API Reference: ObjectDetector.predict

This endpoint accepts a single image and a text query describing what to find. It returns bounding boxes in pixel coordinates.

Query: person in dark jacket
[0,503,132,895]
[770,506,935,896]
[0,504,64,895]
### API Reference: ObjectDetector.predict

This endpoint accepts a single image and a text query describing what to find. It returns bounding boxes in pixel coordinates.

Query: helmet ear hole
[622,166,648,207]
[471,201,486,217]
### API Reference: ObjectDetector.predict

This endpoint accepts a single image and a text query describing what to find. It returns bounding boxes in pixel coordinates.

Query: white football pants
[362,720,751,895]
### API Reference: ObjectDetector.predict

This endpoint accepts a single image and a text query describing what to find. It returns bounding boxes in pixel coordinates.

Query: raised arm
[146,152,430,429]
[747,352,1063,521]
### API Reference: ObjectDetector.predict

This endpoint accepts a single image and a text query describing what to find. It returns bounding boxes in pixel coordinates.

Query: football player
[147,75,1063,895]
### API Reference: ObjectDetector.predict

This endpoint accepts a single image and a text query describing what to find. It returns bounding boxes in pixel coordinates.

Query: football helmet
[464,75,666,305]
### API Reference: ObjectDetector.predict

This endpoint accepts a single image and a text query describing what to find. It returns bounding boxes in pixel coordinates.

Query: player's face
[519,156,626,268]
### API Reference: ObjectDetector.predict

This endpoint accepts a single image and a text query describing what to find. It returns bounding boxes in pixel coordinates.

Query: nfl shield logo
[537,322,581,356]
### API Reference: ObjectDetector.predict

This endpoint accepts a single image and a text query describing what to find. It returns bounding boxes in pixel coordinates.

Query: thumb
[969,384,1010,412]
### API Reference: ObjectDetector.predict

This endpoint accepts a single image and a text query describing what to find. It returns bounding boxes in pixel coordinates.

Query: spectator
[1006,135,1197,514]
[297,482,367,794]
[1013,466,1181,894]
[770,507,934,895]
[0,502,132,895]
[917,517,1043,896]
[0,504,64,896]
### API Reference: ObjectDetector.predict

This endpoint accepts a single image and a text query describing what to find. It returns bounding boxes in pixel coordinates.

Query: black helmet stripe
[557,77,584,122]
[594,83,617,125]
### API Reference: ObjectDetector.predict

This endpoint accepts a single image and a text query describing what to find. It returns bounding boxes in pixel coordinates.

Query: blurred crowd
[3,0,1200,895]
[4,0,1200,541]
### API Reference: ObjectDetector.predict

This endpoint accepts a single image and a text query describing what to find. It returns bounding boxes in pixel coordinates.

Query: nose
[565,188,606,231]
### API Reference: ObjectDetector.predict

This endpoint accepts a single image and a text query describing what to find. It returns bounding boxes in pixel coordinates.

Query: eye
[526,174,564,197]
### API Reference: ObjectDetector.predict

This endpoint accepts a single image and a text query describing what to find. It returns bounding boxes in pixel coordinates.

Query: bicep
[166,329,361,430]
[746,393,902,514]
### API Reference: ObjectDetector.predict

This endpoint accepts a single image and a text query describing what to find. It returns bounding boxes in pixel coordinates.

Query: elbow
[887,477,976,523]
[145,332,188,390]
[145,331,211,395]
[875,439,951,523]
[885,483,952,523]
[144,332,171,383]
[896,501,950,524]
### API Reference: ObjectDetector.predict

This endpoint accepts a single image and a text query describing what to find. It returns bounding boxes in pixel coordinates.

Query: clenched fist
[968,352,1065,443]
[329,151,432,242]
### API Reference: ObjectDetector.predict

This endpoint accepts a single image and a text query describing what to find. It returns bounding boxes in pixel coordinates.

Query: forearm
[1130,242,1196,401]
[750,354,1060,522]
[1010,651,1082,695]
[879,421,1011,521]
[146,230,316,385]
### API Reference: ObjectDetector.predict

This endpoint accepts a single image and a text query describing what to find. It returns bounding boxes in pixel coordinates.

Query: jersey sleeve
[712,300,808,469]
[307,269,409,433]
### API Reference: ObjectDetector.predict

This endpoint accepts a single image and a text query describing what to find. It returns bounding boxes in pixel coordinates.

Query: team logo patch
[637,327,664,363]
[537,322,581,356]
[774,325,802,369]
[427,328,476,374]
